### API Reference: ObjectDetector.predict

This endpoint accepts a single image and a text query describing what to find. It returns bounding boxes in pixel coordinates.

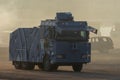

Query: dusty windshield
[55,30,88,41]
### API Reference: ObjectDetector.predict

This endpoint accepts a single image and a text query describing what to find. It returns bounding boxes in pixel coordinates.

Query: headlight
[56,54,65,59]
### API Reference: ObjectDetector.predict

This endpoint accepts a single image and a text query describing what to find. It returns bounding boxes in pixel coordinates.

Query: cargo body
[9,28,41,62]
[9,12,97,71]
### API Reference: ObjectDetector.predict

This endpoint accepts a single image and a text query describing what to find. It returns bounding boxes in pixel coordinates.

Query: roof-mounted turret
[40,12,97,34]
[55,12,73,21]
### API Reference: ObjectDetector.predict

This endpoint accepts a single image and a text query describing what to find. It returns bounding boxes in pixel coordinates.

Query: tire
[38,64,44,70]
[21,62,35,70]
[51,65,58,71]
[43,56,52,71]
[13,61,21,69]
[72,64,83,72]
[43,56,57,71]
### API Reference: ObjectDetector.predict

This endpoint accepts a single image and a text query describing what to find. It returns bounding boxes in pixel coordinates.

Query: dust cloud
[0,1,120,79]
[0,0,18,47]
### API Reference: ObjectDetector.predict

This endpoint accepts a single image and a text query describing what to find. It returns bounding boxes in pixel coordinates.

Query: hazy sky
[0,0,120,29]
[0,0,120,46]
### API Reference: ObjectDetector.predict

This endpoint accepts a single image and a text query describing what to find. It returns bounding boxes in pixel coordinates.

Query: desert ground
[0,47,120,80]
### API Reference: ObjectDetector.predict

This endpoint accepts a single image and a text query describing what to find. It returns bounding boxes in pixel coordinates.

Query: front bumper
[50,55,91,65]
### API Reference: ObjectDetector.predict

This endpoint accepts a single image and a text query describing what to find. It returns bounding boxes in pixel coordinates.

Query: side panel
[9,28,28,61]
[9,28,43,63]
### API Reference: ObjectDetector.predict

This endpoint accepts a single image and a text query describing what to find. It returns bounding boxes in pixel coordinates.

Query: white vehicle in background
[90,36,114,53]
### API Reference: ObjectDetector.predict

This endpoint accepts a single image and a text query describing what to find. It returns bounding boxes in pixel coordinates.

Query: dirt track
[0,50,120,80]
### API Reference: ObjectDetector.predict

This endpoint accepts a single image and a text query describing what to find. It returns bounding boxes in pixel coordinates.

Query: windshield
[55,30,89,41]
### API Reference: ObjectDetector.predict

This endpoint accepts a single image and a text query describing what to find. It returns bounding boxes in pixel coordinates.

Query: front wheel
[43,56,58,71]
[43,56,52,71]
[51,65,58,71]
[72,64,83,72]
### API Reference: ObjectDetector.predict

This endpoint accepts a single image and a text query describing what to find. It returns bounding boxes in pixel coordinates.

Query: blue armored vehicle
[9,12,97,71]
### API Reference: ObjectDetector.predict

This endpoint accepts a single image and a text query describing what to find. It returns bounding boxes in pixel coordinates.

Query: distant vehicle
[90,36,114,53]
[9,12,97,72]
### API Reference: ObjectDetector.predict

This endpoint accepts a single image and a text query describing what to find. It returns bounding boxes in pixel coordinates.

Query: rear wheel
[38,64,44,70]
[13,61,21,69]
[21,62,35,70]
[72,64,83,72]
